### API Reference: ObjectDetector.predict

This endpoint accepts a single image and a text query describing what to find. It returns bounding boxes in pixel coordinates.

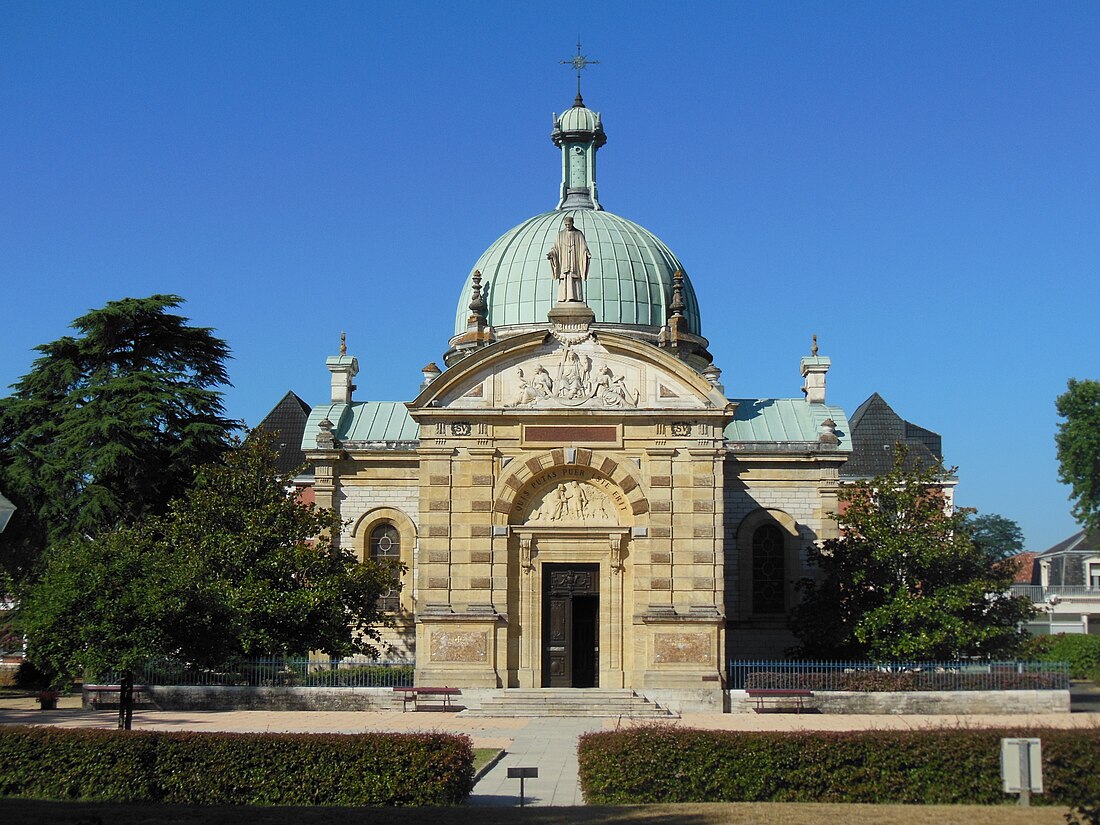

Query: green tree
[19,528,176,728]
[789,448,1034,660]
[0,296,237,584]
[20,435,398,729]
[963,512,1025,560]
[1056,378,1100,532]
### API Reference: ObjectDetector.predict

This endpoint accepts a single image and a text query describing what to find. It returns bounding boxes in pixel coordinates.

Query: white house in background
[1013,530,1100,636]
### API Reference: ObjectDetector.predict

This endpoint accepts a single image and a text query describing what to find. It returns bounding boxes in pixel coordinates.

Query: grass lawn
[473,747,503,774]
[0,800,1071,824]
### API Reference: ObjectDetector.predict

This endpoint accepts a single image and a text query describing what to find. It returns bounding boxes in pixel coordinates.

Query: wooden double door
[542,564,599,688]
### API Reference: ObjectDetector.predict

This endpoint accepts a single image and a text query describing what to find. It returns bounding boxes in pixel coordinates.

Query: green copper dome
[557,104,602,133]
[453,208,701,336]
[452,96,702,340]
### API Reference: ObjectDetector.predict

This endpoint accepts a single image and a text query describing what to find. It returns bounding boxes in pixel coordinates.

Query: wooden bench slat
[746,688,814,714]
[392,686,462,712]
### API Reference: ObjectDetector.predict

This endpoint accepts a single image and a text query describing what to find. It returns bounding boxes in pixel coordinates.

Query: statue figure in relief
[511,368,541,407]
[557,347,590,399]
[591,364,640,408]
[568,481,587,519]
[533,365,554,397]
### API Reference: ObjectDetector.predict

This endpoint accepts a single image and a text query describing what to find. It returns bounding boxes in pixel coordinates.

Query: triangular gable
[410,330,731,414]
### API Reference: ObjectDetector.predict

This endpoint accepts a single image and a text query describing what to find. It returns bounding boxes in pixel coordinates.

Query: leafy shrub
[12,661,52,691]
[302,664,415,687]
[1019,633,1100,680]
[0,727,473,806]
[1067,802,1100,825]
[578,726,1100,806]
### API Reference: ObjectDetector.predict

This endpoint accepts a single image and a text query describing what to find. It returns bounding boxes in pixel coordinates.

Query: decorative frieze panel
[429,631,487,662]
[653,632,712,664]
[509,344,640,408]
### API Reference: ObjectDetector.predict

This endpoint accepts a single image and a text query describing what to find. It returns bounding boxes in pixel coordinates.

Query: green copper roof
[302,402,418,448]
[301,395,848,453]
[453,208,702,336]
[725,399,852,451]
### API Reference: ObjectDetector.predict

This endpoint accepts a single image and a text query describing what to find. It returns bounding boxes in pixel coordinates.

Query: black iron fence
[727,659,1070,691]
[96,658,415,688]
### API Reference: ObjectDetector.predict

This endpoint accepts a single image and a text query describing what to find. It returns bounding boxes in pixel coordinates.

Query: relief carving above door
[524,481,616,525]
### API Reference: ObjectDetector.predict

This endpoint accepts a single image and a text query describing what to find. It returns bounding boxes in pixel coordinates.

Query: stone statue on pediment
[547,216,590,303]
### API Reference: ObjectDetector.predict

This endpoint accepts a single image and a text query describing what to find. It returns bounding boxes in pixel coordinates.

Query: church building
[295,89,852,707]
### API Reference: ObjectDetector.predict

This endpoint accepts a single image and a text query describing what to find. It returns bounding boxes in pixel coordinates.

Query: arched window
[369,523,401,612]
[752,524,786,614]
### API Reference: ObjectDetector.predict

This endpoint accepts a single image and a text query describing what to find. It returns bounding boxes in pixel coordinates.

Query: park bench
[392,686,462,712]
[84,684,152,710]
[746,688,814,713]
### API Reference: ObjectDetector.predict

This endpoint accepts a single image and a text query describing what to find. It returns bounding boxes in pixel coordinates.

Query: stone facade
[300,321,850,699]
[294,92,854,704]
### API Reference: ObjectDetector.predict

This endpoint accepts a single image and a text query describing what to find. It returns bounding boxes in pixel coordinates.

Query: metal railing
[1011,584,1100,601]
[727,659,1070,691]
[95,658,415,688]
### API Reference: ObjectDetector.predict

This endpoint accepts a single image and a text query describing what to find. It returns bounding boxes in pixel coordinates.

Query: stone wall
[729,689,1071,714]
[337,482,420,546]
[723,457,843,659]
[84,686,400,712]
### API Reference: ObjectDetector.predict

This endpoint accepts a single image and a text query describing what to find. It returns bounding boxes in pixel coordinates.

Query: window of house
[752,524,785,614]
[369,523,401,612]
[1089,562,1100,590]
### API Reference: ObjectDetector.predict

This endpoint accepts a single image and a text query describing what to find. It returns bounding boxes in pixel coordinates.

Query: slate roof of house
[253,391,313,476]
[1038,529,1100,558]
[841,392,944,477]
[724,398,852,451]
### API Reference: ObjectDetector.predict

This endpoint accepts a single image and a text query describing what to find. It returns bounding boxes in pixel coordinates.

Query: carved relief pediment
[523,480,617,526]
[510,345,640,409]
[420,330,724,412]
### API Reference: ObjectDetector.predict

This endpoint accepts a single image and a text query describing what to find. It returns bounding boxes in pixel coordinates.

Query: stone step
[460,689,676,718]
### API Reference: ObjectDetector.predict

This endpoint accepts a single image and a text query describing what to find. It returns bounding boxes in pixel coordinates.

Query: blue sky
[2,2,1097,551]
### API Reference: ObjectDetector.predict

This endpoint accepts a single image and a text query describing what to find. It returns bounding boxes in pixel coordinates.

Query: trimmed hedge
[1021,634,1100,681]
[744,669,1065,691]
[0,727,473,806]
[578,726,1100,806]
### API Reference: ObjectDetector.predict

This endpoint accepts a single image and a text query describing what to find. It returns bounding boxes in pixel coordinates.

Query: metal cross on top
[561,40,598,98]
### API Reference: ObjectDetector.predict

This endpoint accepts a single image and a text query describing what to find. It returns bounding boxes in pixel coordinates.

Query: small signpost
[507,766,538,807]
[1001,737,1043,806]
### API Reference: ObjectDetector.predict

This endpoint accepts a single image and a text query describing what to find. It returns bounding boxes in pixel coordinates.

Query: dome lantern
[552,96,606,211]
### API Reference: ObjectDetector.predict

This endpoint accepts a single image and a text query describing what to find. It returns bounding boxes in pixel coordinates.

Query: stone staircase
[460,688,676,718]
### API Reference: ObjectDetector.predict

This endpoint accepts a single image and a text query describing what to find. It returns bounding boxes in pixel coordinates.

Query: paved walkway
[3,697,1098,808]
[468,717,604,807]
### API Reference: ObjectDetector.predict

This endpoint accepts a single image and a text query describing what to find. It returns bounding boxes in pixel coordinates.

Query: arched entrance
[504,462,636,688]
